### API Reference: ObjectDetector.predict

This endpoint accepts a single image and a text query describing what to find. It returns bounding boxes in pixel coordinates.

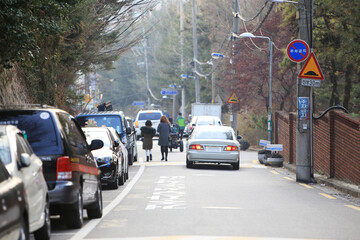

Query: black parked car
[82,127,125,189]
[76,111,137,165]
[0,157,27,240]
[0,105,104,229]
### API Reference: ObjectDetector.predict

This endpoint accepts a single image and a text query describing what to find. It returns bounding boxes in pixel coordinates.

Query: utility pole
[143,28,151,107]
[231,0,239,133]
[296,0,314,183]
[180,0,186,117]
[192,0,200,103]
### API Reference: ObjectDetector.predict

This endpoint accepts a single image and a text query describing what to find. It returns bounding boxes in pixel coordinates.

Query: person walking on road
[157,115,171,161]
[176,112,186,139]
[140,120,156,162]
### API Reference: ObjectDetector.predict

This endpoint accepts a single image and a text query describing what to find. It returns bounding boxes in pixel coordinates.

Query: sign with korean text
[259,139,271,147]
[161,89,178,95]
[266,144,283,151]
[298,97,310,120]
[287,39,309,63]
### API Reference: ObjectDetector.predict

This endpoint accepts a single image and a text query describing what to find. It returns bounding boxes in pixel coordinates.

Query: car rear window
[76,115,123,134]
[138,112,162,121]
[0,111,60,155]
[83,130,111,148]
[194,129,233,140]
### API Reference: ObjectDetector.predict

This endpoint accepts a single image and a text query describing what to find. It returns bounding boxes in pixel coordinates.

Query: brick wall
[274,111,360,185]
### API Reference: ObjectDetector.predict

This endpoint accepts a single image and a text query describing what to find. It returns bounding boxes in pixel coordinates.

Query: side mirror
[113,140,120,148]
[237,136,242,140]
[192,123,195,127]
[90,139,104,151]
[20,153,31,167]
[126,127,132,134]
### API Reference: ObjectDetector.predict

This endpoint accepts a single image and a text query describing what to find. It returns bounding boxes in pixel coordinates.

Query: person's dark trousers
[160,146,168,161]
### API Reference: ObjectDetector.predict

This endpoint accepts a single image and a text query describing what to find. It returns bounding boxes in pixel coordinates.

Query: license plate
[206,147,221,152]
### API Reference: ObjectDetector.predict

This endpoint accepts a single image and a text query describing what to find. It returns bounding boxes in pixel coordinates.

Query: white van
[134,110,163,140]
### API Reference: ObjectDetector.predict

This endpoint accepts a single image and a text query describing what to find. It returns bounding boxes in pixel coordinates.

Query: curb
[283,162,360,198]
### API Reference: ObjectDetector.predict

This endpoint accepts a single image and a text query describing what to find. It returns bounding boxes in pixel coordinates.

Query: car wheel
[109,171,119,189]
[128,151,134,166]
[232,161,240,170]
[87,185,103,219]
[19,215,29,240]
[118,168,125,186]
[64,189,83,229]
[33,199,51,240]
[186,158,193,168]
[179,141,184,152]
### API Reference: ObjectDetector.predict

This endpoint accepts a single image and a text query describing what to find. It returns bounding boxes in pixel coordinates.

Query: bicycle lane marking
[70,162,146,240]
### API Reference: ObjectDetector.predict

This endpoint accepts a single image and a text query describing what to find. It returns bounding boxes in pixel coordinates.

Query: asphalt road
[41,139,360,240]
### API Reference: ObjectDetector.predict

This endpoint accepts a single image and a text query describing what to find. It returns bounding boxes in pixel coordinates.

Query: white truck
[191,103,222,119]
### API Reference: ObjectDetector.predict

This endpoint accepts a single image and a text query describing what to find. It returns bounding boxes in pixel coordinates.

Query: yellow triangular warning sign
[227,93,239,104]
[298,52,324,80]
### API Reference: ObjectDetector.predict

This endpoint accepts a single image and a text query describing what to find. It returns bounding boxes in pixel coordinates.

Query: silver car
[186,125,241,170]
[0,125,50,239]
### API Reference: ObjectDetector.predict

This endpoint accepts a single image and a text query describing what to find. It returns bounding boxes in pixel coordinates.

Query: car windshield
[83,130,111,148]
[196,117,221,126]
[0,135,11,165]
[0,111,60,155]
[138,112,162,121]
[193,128,233,140]
[76,115,123,134]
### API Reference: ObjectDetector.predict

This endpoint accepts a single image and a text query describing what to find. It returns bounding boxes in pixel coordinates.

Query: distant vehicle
[0,105,104,229]
[186,116,198,136]
[191,103,222,119]
[76,111,137,165]
[107,127,129,180]
[0,125,50,239]
[0,158,26,240]
[82,127,125,189]
[134,110,163,140]
[186,125,241,170]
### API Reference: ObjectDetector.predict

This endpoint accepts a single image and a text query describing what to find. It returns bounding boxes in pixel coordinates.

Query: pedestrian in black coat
[157,115,171,161]
[140,120,156,162]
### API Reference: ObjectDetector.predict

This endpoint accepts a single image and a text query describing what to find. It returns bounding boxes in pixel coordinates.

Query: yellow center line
[299,183,313,189]
[271,170,280,175]
[283,177,293,181]
[345,205,360,211]
[319,193,337,199]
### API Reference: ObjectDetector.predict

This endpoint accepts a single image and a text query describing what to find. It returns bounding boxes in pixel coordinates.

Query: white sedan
[186,125,241,170]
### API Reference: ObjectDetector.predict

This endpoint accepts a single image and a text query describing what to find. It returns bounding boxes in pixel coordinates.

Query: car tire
[186,158,193,168]
[128,151,133,166]
[179,141,184,152]
[33,199,51,240]
[232,161,240,170]
[118,168,125,186]
[64,189,83,229]
[87,185,103,219]
[109,171,119,189]
[19,215,29,240]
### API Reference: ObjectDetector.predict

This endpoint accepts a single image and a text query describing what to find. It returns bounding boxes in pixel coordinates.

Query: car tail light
[57,156,72,180]
[135,121,139,128]
[189,144,203,150]
[224,145,238,151]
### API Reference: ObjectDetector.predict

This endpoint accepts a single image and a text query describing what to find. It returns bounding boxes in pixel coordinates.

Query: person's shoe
[161,156,164,161]
[150,154,152,161]
[165,157,168,161]
[146,156,149,162]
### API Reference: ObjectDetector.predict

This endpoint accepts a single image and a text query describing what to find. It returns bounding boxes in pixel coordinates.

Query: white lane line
[70,163,146,240]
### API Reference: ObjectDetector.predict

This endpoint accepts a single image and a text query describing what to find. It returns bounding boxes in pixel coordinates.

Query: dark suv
[75,111,137,165]
[0,105,104,229]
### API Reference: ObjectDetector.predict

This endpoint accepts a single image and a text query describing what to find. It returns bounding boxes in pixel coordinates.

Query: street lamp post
[233,32,274,143]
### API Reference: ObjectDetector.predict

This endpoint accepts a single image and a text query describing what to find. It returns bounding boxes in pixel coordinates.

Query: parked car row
[0,105,139,239]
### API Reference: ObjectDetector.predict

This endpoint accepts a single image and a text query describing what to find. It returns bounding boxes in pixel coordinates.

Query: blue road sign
[161,89,178,95]
[298,97,310,120]
[181,74,190,78]
[211,53,224,58]
[287,40,310,63]
[169,84,176,88]
[133,101,145,106]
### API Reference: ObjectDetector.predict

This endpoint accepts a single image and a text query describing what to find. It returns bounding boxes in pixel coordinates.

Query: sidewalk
[283,162,360,198]
[248,147,360,198]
